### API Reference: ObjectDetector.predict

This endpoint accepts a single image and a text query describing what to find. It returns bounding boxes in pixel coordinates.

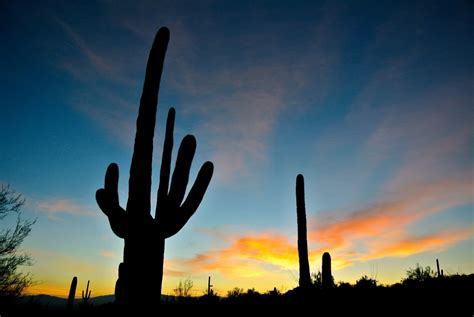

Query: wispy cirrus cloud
[115,2,346,184]
[99,249,118,259]
[36,198,96,218]
[54,16,137,86]
[51,3,349,184]
[52,15,143,148]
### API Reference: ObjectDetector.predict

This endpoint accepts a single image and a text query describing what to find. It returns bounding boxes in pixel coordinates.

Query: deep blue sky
[1,1,472,296]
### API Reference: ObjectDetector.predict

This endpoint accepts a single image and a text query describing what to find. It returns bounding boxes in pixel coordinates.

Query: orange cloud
[179,234,302,277]
[308,176,472,262]
[362,228,473,261]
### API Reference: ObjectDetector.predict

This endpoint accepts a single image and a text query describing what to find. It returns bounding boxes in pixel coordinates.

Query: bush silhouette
[96,27,214,308]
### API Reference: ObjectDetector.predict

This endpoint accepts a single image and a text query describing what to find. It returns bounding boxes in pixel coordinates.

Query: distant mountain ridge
[21,294,114,307]
[21,294,177,307]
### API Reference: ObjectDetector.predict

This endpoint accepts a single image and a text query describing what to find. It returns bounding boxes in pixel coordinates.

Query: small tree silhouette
[403,264,435,285]
[355,275,377,289]
[96,27,214,307]
[227,287,244,298]
[173,279,193,298]
[0,185,35,299]
[312,270,323,290]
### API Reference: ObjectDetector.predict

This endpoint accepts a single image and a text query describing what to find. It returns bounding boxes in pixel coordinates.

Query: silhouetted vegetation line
[3,269,473,315]
[66,276,77,311]
[95,26,214,308]
[296,174,312,289]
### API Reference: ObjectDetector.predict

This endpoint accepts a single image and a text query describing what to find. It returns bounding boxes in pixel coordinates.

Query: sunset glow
[1,1,472,298]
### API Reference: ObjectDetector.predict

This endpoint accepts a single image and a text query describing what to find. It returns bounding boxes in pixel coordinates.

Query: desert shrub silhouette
[95,27,214,308]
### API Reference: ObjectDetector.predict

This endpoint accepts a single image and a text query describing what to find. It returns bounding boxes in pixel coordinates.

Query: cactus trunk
[296,174,312,289]
[66,276,77,310]
[115,238,165,304]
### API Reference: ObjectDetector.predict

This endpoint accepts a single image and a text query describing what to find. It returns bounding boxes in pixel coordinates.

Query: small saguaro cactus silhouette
[82,280,91,303]
[207,276,213,296]
[95,27,214,307]
[322,252,334,290]
[436,258,444,278]
[296,174,312,289]
[66,276,77,311]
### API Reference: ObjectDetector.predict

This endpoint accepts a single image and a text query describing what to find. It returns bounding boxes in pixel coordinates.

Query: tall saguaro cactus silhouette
[96,27,214,306]
[296,174,312,289]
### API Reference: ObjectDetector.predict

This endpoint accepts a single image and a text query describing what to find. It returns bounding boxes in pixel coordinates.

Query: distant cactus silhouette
[96,27,214,307]
[207,276,213,296]
[82,280,91,303]
[322,252,333,290]
[66,276,77,310]
[296,174,312,289]
[436,258,444,278]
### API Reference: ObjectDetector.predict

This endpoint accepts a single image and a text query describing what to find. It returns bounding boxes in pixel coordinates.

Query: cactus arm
[155,109,214,238]
[96,163,126,238]
[155,107,175,218]
[82,280,91,300]
[168,135,197,209]
[161,161,213,238]
[127,28,170,215]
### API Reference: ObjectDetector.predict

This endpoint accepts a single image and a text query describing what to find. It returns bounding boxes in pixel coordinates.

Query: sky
[1,0,473,297]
